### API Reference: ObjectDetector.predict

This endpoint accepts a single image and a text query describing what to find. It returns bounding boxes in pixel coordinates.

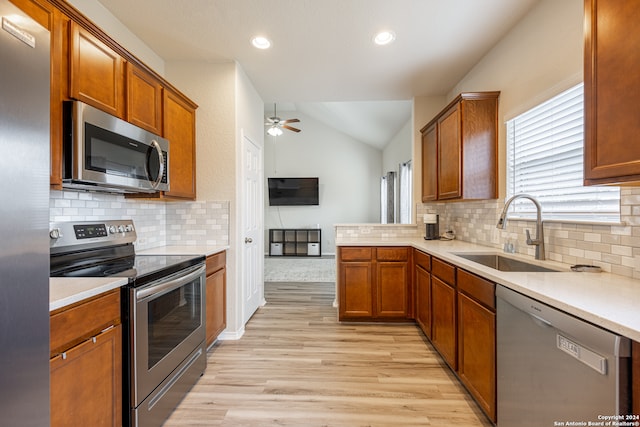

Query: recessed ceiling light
[251,36,271,49]
[373,30,396,46]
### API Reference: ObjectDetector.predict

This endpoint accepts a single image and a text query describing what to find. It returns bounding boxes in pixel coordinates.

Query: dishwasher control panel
[557,334,607,375]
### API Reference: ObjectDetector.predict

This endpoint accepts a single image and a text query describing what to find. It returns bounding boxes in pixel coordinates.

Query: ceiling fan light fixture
[251,36,271,49]
[267,125,283,136]
[373,30,396,46]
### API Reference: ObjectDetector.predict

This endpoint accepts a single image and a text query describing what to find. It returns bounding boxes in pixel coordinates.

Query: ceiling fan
[265,103,301,136]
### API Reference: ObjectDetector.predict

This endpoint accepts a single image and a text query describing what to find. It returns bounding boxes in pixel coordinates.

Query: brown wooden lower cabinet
[338,246,410,321]
[206,251,227,347]
[457,292,496,422]
[416,253,496,423]
[50,290,122,427]
[50,325,122,427]
[376,261,409,317]
[415,263,431,337]
[431,276,457,369]
[339,261,374,318]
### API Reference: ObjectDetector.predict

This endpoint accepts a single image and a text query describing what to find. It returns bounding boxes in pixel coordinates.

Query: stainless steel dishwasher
[496,285,631,426]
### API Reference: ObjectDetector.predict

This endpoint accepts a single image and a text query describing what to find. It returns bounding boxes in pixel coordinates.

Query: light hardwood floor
[164,282,492,426]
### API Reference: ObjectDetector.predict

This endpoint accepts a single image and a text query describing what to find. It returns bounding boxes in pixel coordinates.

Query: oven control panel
[73,223,108,239]
[49,219,137,253]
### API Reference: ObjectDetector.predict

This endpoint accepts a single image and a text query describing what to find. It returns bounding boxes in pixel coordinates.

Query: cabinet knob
[245,237,253,244]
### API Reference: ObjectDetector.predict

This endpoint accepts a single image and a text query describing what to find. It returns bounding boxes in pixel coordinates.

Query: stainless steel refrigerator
[0,1,50,426]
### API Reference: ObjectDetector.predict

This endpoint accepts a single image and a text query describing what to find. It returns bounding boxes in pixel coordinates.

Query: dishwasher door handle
[529,312,553,328]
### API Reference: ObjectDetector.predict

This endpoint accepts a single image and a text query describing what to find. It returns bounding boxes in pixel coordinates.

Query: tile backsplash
[336,188,640,280]
[416,187,640,280]
[50,190,229,250]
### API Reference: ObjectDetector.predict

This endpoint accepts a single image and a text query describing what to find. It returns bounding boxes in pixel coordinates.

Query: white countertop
[337,236,640,342]
[137,245,228,257]
[50,245,228,312]
[50,277,127,312]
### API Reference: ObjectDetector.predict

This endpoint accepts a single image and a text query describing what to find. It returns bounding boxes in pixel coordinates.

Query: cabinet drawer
[432,257,456,286]
[340,247,373,262]
[376,247,409,261]
[50,290,120,356]
[457,269,495,310]
[414,249,431,271]
[206,251,226,276]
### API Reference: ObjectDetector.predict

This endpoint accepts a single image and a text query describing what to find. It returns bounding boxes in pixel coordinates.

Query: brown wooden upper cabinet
[420,92,500,201]
[126,63,163,135]
[163,89,197,200]
[44,0,199,199]
[421,123,438,202]
[69,21,125,118]
[584,1,640,185]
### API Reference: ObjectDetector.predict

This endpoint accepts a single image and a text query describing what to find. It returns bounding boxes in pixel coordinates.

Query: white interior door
[241,131,264,324]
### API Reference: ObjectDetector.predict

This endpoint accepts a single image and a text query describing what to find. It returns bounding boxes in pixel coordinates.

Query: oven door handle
[136,264,205,301]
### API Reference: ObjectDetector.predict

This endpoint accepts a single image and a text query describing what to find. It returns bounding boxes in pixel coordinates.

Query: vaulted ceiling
[97,0,540,147]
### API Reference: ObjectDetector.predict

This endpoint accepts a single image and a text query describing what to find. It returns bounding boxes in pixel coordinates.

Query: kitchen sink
[453,253,562,272]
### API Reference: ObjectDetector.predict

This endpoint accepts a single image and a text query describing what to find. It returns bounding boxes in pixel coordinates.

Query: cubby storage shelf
[269,228,322,257]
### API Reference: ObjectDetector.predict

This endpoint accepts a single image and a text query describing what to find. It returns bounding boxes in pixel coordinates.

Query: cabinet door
[126,63,163,135]
[375,261,408,318]
[458,293,496,422]
[50,325,122,427]
[431,276,457,369]
[584,1,640,185]
[51,8,70,187]
[421,123,438,202]
[437,104,462,200]
[163,89,196,199]
[206,268,226,347]
[338,262,373,319]
[69,21,124,118]
[415,265,431,338]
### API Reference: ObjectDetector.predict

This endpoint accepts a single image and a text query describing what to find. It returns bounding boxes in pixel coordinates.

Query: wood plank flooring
[164,282,492,426]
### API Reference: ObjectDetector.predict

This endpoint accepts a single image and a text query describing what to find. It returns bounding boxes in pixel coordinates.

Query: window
[506,83,620,222]
[399,160,412,224]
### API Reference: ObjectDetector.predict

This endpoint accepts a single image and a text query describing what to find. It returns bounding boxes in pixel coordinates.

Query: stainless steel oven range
[50,220,206,427]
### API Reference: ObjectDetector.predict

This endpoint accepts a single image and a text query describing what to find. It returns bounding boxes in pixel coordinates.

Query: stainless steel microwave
[62,100,169,194]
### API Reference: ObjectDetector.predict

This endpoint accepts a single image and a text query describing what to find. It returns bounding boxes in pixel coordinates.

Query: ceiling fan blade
[282,124,301,133]
[282,118,300,124]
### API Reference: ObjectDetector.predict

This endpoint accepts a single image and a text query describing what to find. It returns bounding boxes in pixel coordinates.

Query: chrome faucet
[496,194,546,260]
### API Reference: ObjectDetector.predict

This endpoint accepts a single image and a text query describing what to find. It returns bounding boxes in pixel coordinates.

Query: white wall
[264,111,382,255]
[165,61,265,338]
[446,0,583,198]
[381,119,413,223]
[382,119,412,175]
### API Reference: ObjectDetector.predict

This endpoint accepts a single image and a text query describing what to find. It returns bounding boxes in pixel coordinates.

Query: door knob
[245,237,253,243]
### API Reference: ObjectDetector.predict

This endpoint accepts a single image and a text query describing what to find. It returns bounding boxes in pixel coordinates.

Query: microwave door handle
[148,140,164,189]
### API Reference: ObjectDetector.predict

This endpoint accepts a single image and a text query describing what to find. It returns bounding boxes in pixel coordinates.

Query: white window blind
[506,83,620,222]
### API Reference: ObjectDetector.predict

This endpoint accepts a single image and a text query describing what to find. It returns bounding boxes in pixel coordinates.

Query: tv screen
[268,177,319,206]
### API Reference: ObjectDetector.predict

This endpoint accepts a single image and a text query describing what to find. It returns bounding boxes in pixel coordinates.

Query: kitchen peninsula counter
[336,236,640,342]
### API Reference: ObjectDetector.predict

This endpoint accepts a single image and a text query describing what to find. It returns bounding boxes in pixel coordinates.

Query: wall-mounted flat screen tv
[268,177,319,206]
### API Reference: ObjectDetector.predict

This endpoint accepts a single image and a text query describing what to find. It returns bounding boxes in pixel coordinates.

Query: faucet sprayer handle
[525,229,539,245]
